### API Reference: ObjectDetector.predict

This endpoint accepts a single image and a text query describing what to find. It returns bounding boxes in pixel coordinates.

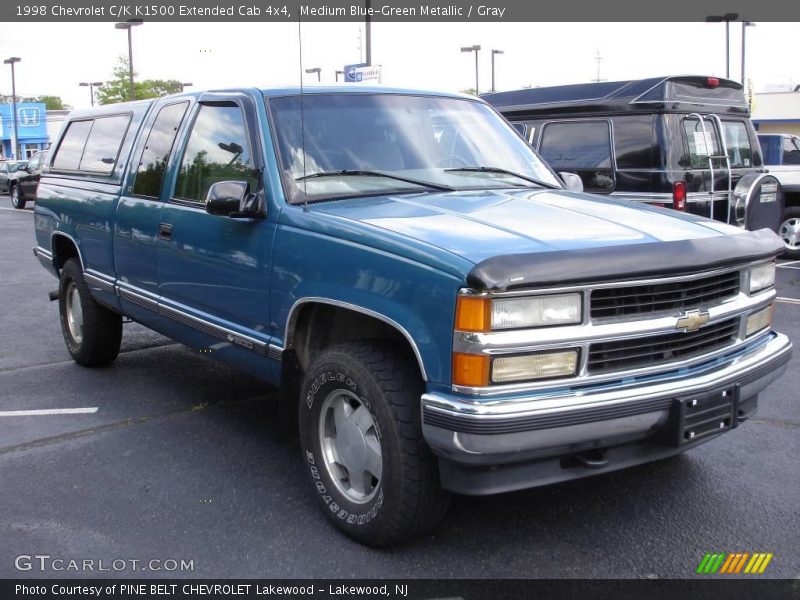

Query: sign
[343,63,382,84]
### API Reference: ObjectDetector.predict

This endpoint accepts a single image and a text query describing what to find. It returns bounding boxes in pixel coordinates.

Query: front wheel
[778,207,800,259]
[10,184,25,209]
[58,258,122,366]
[298,340,450,546]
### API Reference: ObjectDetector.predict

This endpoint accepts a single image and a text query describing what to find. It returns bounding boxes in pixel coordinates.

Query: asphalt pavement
[0,203,798,579]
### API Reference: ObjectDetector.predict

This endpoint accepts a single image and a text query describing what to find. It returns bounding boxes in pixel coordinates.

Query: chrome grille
[590,271,740,319]
[587,318,739,373]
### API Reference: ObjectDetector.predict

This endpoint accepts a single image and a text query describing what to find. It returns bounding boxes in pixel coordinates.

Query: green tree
[96,56,183,105]
[20,95,70,110]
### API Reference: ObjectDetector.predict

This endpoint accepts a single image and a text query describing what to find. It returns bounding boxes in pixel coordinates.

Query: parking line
[0,207,33,213]
[778,260,800,268]
[0,408,98,417]
[776,297,800,306]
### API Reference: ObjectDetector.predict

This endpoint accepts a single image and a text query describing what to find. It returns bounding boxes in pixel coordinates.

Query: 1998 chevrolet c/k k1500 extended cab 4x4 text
[32,87,791,546]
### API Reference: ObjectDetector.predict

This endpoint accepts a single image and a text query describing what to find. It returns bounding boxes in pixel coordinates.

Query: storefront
[0,102,49,160]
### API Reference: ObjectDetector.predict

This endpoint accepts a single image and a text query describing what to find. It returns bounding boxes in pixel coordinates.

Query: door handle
[158,222,173,240]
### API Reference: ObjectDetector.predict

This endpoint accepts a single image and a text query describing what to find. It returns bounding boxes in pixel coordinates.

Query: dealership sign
[343,63,382,83]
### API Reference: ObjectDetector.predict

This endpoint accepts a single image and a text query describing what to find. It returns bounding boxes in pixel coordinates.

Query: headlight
[492,350,579,383]
[490,293,582,330]
[748,263,775,294]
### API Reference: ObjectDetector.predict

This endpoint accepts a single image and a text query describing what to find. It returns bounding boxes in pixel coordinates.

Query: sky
[0,21,797,110]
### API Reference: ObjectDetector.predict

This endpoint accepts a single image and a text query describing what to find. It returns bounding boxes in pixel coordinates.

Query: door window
[682,118,720,168]
[173,104,259,203]
[721,121,753,168]
[132,102,189,198]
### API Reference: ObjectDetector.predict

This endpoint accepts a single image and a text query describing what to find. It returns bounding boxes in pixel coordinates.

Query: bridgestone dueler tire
[298,340,450,546]
[58,258,122,366]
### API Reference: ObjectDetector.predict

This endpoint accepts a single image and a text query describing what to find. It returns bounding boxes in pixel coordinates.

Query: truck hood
[314,187,737,262]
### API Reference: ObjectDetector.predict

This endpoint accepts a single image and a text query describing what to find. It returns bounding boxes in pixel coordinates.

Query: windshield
[267,93,561,204]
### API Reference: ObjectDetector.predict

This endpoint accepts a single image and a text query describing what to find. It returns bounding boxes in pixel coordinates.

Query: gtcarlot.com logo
[14,554,194,572]
[696,552,774,574]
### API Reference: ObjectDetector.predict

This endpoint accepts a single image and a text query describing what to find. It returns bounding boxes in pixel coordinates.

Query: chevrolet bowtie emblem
[676,310,710,332]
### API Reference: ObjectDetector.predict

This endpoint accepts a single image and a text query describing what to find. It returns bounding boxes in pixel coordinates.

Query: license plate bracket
[665,386,738,447]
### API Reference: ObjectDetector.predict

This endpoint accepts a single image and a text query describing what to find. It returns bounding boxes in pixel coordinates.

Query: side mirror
[206,181,250,217]
[559,172,584,193]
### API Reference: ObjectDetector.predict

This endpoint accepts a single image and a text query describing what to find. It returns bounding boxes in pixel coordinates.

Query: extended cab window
[174,104,258,203]
[52,115,130,174]
[539,121,612,169]
[132,102,189,198]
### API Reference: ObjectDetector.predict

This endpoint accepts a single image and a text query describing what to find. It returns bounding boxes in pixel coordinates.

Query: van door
[156,94,277,367]
[115,100,191,323]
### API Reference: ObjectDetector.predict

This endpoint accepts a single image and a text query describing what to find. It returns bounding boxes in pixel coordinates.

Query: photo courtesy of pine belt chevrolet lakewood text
[32,86,791,546]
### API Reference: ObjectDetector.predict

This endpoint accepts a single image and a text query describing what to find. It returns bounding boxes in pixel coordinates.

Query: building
[751,87,800,136]
[0,102,50,160]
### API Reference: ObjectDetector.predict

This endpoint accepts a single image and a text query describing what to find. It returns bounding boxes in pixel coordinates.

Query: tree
[1,94,70,110]
[96,56,184,105]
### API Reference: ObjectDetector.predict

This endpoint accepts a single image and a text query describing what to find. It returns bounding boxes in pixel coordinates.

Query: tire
[58,258,122,366]
[298,340,450,546]
[778,207,800,260]
[10,184,25,209]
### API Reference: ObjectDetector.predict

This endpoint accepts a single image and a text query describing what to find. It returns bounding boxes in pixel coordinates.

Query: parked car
[758,133,800,258]
[33,87,791,546]
[0,160,26,195]
[9,150,48,209]
[483,76,784,233]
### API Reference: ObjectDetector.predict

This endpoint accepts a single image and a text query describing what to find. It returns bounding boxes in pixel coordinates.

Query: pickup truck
[33,86,792,547]
[758,133,800,258]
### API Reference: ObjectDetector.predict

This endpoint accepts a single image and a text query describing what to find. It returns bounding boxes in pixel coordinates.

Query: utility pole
[591,50,606,83]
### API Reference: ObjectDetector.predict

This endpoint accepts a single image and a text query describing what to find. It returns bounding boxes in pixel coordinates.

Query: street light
[79,81,104,107]
[461,44,481,94]
[706,13,738,78]
[741,21,755,85]
[115,19,143,101]
[3,57,21,160]
[335,70,344,83]
[180,82,193,92]
[491,49,504,92]
[305,67,321,82]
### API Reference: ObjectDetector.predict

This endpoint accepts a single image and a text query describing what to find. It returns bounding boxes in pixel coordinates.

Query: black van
[484,76,783,233]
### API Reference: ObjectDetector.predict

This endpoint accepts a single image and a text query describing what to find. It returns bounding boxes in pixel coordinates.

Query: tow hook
[48,290,59,301]
[574,449,609,469]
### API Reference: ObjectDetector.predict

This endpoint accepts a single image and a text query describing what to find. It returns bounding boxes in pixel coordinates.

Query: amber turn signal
[452,352,490,387]
[455,296,490,332]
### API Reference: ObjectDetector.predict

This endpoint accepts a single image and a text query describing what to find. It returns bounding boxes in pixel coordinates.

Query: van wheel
[298,340,450,546]
[778,207,800,259]
[10,184,25,209]
[58,258,122,366]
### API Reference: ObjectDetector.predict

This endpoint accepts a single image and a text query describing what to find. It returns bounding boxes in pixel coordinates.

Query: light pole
[491,49,504,92]
[461,45,481,94]
[335,70,344,82]
[741,21,755,85]
[305,67,321,82]
[3,57,21,160]
[180,82,193,92]
[115,20,143,101]
[706,13,738,78]
[79,81,104,107]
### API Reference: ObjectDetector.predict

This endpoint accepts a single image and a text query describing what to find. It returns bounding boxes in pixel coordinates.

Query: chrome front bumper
[422,332,791,494]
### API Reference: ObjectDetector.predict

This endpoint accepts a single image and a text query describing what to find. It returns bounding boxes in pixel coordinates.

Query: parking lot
[0,203,798,579]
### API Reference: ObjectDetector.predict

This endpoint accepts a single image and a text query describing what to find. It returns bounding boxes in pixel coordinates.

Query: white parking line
[777,265,800,270]
[778,260,800,268]
[0,408,98,417]
[0,207,33,213]
[776,297,800,306]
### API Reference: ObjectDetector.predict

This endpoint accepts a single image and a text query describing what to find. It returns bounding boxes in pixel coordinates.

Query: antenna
[297,19,308,211]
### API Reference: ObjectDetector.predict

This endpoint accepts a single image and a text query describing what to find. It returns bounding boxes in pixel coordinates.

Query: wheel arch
[284,297,429,382]
[51,231,84,273]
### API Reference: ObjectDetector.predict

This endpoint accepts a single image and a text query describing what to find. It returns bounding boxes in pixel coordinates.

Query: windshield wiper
[444,166,559,190]
[296,170,455,192]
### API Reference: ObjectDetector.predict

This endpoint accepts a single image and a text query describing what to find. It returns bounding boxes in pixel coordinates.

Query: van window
[52,120,93,171]
[784,136,800,165]
[613,115,656,169]
[52,115,130,174]
[721,121,753,168]
[682,118,720,168]
[174,104,258,203]
[132,102,189,198]
[539,121,612,169]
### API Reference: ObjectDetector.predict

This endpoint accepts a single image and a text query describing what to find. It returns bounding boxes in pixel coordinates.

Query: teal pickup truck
[33,86,791,546]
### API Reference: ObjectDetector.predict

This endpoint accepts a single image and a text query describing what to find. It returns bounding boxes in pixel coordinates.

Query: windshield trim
[265,92,563,206]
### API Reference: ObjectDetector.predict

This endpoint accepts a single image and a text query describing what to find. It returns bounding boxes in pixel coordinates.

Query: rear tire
[58,258,122,366]
[10,184,25,209]
[298,340,450,546]
[778,207,800,259]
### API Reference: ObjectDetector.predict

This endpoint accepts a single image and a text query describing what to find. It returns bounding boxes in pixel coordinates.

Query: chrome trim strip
[117,285,159,312]
[83,270,115,293]
[284,297,428,381]
[34,246,53,261]
[426,332,791,418]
